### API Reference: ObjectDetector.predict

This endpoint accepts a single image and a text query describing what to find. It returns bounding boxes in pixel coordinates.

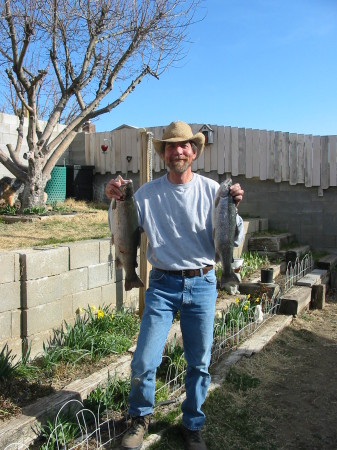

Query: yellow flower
[243,304,249,311]
[255,297,260,303]
[75,307,83,315]
[235,297,240,304]
[247,294,251,299]
[97,309,104,319]
[90,305,96,312]
[110,313,114,320]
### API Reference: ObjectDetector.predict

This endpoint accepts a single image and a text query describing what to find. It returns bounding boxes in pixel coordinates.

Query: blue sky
[95,0,337,136]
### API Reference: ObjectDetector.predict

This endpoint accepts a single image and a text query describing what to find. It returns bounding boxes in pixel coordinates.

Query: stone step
[248,233,296,253]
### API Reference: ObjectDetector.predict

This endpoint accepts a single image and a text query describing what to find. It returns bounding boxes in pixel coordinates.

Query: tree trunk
[21,158,47,209]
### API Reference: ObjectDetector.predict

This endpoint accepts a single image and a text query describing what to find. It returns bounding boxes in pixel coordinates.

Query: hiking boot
[121,414,151,450]
[181,426,208,450]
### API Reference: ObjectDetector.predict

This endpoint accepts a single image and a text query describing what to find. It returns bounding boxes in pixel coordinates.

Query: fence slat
[210,125,218,171]
[274,131,282,183]
[297,134,305,184]
[217,126,225,174]
[231,127,239,176]
[289,133,298,185]
[304,134,313,187]
[224,126,231,173]
[245,128,253,178]
[252,129,260,177]
[267,130,275,180]
[238,128,246,176]
[329,135,337,186]
[282,132,290,181]
[312,136,321,186]
[320,136,329,190]
[259,130,268,181]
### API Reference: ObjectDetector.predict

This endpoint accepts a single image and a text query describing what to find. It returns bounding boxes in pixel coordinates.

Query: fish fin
[125,275,144,291]
[221,270,241,294]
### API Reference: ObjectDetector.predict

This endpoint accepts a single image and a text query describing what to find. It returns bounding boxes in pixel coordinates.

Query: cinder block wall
[0,238,140,360]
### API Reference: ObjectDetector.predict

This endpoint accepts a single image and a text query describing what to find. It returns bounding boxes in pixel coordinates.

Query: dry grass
[0,199,111,251]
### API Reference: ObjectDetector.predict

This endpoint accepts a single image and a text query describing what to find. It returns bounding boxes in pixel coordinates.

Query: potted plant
[260,251,274,283]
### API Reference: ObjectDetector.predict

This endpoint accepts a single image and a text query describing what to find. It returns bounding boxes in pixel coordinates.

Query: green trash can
[45,166,67,204]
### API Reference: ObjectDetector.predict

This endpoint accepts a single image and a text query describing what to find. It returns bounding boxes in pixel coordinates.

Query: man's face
[163,141,197,173]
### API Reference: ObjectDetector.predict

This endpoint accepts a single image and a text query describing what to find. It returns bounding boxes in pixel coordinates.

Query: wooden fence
[85,124,337,190]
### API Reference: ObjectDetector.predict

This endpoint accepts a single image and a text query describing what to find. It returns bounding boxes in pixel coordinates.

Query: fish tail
[220,270,240,288]
[125,274,144,291]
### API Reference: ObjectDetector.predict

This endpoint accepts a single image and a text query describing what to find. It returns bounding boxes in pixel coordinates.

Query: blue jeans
[128,268,217,430]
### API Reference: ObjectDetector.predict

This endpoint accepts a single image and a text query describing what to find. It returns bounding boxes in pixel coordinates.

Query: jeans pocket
[204,270,217,284]
[149,269,166,282]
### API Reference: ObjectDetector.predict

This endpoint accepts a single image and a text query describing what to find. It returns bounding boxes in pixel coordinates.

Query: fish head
[218,179,232,197]
[119,179,134,200]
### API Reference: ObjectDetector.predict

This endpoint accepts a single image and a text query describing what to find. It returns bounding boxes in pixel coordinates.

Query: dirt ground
[212,287,337,450]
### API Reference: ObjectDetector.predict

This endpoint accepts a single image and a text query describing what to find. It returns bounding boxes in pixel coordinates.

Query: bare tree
[0,0,203,207]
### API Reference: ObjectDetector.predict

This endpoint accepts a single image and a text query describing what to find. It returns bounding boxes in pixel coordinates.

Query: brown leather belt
[153,265,214,278]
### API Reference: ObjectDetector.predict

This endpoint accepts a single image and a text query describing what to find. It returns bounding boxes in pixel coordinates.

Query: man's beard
[167,157,192,173]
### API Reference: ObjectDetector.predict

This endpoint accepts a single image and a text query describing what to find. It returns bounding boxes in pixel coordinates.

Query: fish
[108,180,144,291]
[212,178,240,295]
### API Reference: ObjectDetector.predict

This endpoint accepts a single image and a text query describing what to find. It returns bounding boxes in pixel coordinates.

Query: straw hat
[152,121,205,159]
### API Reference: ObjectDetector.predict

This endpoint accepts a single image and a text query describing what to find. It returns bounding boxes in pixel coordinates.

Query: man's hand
[105,175,128,200]
[230,183,244,207]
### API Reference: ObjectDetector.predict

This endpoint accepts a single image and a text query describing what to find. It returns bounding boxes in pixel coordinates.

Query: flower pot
[261,267,274,283]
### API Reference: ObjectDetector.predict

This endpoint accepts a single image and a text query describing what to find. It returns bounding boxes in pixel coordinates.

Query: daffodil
[97,309,104,319]
[91,305,96,312]
[75,307,83,314]
[235,297,240,304]
[255,297,260,303]
[243,304,249,311]
[247,294,251,299]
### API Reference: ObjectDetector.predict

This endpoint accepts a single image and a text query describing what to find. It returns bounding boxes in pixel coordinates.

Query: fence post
[138,130,152,317]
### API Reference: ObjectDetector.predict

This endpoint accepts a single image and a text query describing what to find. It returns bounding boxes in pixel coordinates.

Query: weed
[0,344,18,380]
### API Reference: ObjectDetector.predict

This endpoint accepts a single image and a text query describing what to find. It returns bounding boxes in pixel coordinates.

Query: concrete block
[279,285,311,316]
[296,269,328,287]
[64,240,100,269]
[72,287,103,314]
[259,218,269,231]
[243,219,260,234]
[99,238,114,263]
[23,301,63,335]
[61,268,88,296]
[0,281,20,312]
[62,295,73,322]
[20,246,69,280]
[88,262,114,289]
[0,252,17,283]
[101,283,117,309]
[0,311,11,339]
[0,337,23,362]
[11,310,21,338]
[22,275,62,308]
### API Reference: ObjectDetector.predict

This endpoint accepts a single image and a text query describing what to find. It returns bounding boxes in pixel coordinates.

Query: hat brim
[153,132,205,159]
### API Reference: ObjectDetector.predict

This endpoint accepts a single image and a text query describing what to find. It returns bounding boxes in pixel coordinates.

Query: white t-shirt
[134,173,244,270]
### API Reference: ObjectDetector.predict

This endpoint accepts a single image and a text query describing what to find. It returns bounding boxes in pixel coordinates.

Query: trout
[109,180,144,291]
[212,179,240,294]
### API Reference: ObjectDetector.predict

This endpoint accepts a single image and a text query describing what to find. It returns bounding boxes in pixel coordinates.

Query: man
[105,121,244,450]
